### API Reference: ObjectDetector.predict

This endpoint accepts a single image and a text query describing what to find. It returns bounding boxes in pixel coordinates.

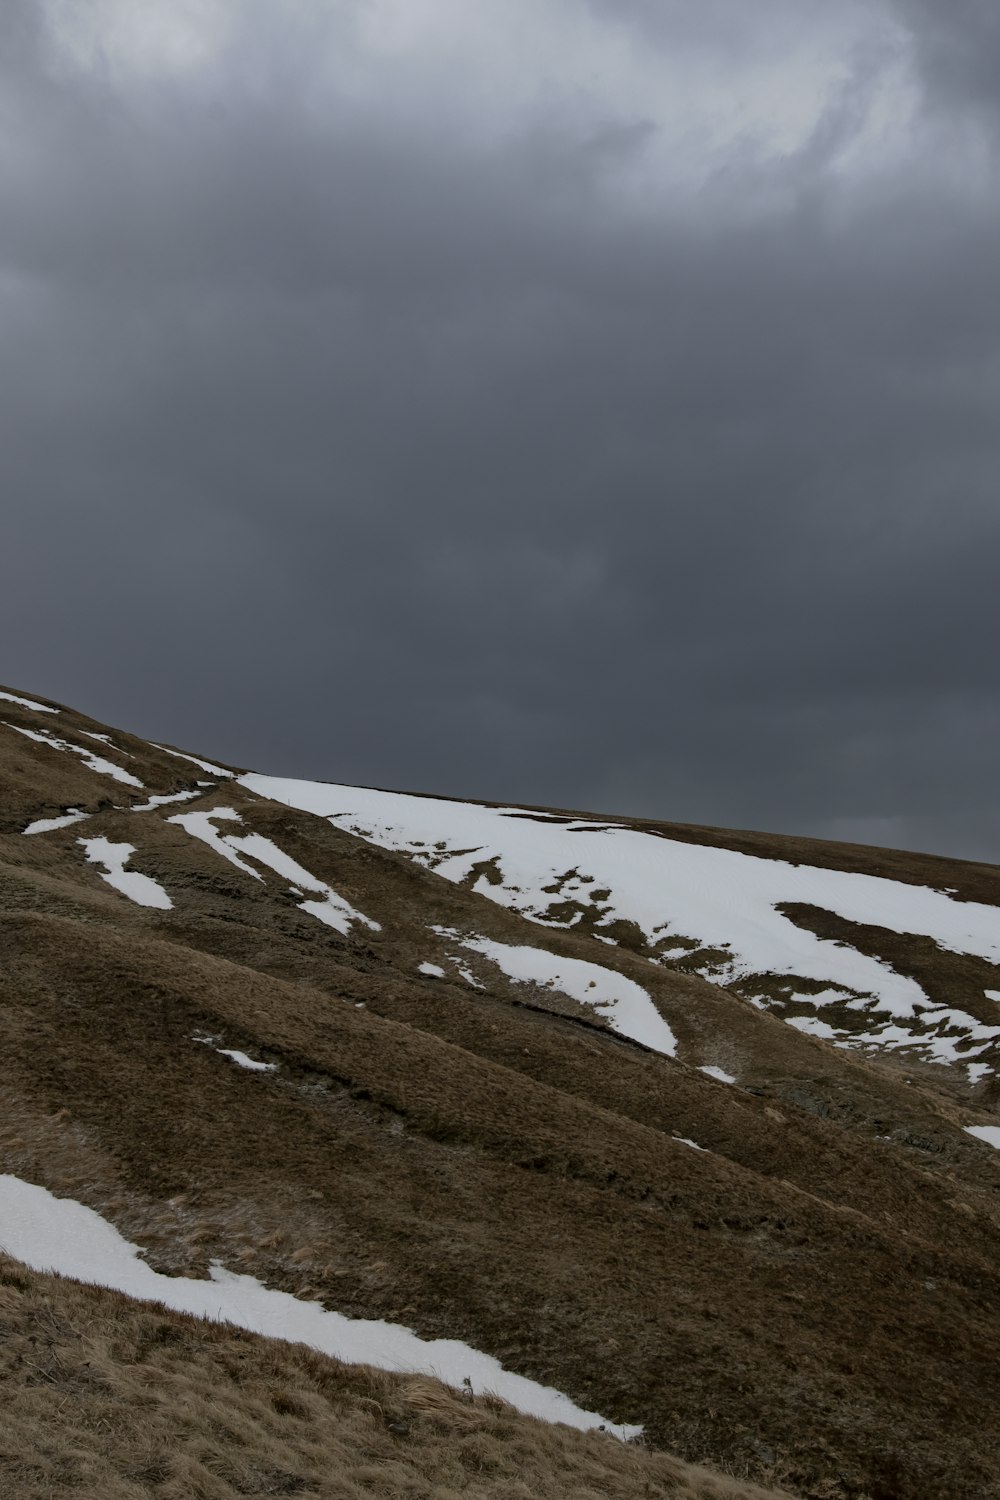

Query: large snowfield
[242,776,1000,1067]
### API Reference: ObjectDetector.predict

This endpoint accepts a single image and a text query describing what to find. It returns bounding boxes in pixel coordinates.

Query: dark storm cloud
[892,0,1000,120]
[3,1,999,860]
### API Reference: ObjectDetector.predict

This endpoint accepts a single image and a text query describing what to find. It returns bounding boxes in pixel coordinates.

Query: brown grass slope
[2,686,1000,1499]
[0,1256,793,1500]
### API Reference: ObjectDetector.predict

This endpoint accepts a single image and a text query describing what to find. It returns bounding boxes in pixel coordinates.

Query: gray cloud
[3,1,999,860]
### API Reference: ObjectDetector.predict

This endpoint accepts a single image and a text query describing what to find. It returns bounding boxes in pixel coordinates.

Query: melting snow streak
[169,808,380,935]
[0,1175,641,1438]
[22,809,89,835]
[0,691,58,712]
[152,744,234,777]
[5,723,144,787]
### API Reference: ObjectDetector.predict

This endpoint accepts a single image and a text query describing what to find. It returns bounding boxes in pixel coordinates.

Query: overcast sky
[3,0,999,860]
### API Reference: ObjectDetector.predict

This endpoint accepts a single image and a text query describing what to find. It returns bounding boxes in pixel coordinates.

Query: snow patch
[5,723,144,787]
[219,1049,276,1072]
[81,731,133,757]
[699,1065,737,1084]
[0,1174,641,1438]
[78,837,172,909]
[0,690,58,713]
[673,1136,707,1152]
[418,962,446,978]
[131,789,202,811]
[194,1037,276,1073]
[964,1125,1000,1150]
[22,809,90,836]
[968,1063,993,1086]
[437,931,677,1057]
[152,743,234,778]
[786,1016,841,1040]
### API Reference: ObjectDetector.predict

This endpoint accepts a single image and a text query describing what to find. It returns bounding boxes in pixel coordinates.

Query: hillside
[0,1254,789,1500]
[1,684,999,1499]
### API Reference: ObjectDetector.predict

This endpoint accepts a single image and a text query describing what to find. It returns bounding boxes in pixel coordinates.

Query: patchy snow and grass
[699,1065,737,1085]
[840,1008,1000,1066]
[241,776,1000,1066]
[0,1174,641,1438]
[968,1063,993,1086]
[5,723,144,787]
[168,808,380,935]
[130,789,202,811]
[437,931,678,1057]
[418,962,446,978]
[22,809,90,835]
[964,1125,1000,1150]
[152,743,234,777]
[78,837,172,909]
[0,690,58,713]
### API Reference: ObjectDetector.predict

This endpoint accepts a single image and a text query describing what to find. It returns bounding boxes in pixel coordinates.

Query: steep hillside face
[1,684,999,1500]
